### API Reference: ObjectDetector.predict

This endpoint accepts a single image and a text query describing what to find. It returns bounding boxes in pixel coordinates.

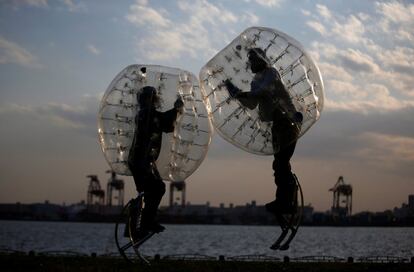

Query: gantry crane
[86,175,105,206]
[106,170,125,206]
[169,181,186,207]
[329,176,352,217]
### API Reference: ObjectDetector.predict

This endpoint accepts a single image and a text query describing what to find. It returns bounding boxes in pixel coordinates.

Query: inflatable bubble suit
[200,26,324,155]
[98,65,212,181]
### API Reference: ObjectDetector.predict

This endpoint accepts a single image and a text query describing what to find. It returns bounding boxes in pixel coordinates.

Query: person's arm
[160,97,184,133]
[224,79,241,97]
[235,92,258,110]
[224,79,258,109]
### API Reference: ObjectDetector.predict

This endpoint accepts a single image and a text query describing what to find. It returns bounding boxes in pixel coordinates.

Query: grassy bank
[2,254,413,272]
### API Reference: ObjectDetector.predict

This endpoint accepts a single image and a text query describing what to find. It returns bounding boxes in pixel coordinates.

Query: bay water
[0,220,413,258]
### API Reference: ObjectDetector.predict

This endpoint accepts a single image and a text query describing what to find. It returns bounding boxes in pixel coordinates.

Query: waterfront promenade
[2,253,413,272]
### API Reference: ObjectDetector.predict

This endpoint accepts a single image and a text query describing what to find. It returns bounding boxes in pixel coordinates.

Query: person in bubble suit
[225,48,303,215]
[128,86,184,238]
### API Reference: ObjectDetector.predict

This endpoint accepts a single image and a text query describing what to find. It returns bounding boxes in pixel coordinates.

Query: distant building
[393,195,414,220]
[302,204,314,223]
[159,200,277,225]
[0,201,64,221]
[2,194,413,226]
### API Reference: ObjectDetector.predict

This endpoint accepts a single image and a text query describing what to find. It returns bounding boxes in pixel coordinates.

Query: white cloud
[375,46,414,75]
[254,0,283,7]
[126,0,247,62]
[338,48,379,73]
[301,9,311,16]
[241,12,260,25]
[332,15,365,44]
[6,0,48,8]
[357,12,370,21]
[307,2,414,46]
[316,4,331,20]
[364,84,402,108]
[0,36,41,68]
[177,0,238,25]
[26,0,47,7]
[311,41,414,100]
[0,94,101,132]
[87,44,101,55]
[126,1,171,27]
[326,79,362,99]
[309,41,339,60]
[381,69,414,98]
[376,2,413,24]
[318,62,353,82]
[2,0,87,12]
[356,132,414,165]
[306,5,366,44]
[0,103,80,129]
[305,2,414,113]
[138,30,190,61]
[325,80,414,112]
[313,42,414,112]
[306,20,326,36]
[61,0,86,12]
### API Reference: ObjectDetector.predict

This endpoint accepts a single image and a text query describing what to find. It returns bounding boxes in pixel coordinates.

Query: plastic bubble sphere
[98,65,212,181]
[200,26,324,155]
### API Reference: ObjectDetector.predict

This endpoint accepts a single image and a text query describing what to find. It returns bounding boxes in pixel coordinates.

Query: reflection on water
[0,220,413,257]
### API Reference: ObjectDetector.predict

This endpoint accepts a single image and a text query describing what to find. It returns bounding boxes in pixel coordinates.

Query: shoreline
[1,218,414,227]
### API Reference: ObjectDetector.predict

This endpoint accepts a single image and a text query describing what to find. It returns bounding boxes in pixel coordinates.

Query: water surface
[0,221,413,258]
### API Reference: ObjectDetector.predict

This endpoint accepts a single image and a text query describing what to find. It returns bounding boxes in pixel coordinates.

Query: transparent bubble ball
[200,26,324,155]
[98,65,212,181]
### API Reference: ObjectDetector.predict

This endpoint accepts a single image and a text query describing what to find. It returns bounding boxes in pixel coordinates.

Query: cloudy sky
[0,0,413,213]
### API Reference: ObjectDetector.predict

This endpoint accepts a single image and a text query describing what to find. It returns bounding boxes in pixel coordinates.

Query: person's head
[138,86,160,108]
[247,48,268,73]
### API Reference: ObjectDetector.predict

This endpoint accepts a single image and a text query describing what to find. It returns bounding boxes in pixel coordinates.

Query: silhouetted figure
[225,48,302,214]
[128,86,183,236]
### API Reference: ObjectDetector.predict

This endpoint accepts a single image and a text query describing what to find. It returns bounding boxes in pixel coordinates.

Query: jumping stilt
[115,193,156,264]
[270,174,304,251]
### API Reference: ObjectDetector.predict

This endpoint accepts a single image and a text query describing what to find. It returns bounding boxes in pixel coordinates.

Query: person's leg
[128,157,146,193]
[126,162,144,238]
[141,166,166,232]
[272,120,297,183]
[268,122,298,213]
[274,140,297,208]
